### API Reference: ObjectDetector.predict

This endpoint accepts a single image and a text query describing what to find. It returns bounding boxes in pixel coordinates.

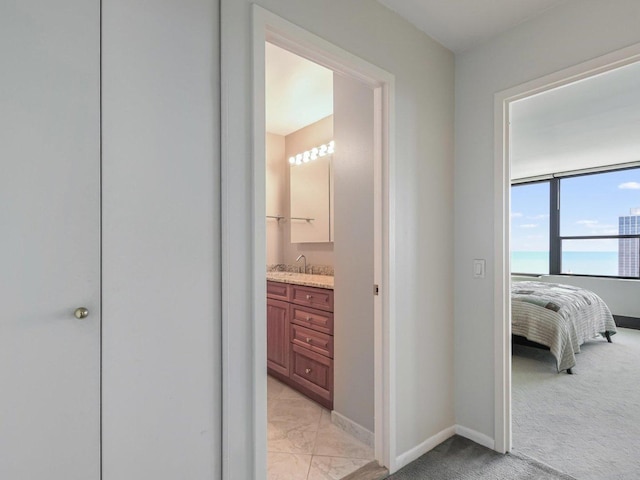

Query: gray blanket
[512,281,617,372]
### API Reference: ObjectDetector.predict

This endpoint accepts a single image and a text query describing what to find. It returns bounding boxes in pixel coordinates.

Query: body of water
[512,251,619,276]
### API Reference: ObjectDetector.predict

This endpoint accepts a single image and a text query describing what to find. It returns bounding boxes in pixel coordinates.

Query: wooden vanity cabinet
[266,280,334,409]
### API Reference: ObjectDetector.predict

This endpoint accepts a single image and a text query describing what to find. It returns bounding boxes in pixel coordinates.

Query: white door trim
[251,5,397,471]
[493,42,640,454]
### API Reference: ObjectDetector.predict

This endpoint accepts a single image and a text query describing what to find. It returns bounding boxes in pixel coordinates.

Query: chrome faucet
[296,254,307,274]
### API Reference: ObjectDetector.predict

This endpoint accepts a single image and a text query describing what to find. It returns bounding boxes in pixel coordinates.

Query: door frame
[251,5,396,471]
[493,42,640,454]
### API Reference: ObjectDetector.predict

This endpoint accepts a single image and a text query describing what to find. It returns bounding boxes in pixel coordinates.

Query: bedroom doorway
[494,45,640,464]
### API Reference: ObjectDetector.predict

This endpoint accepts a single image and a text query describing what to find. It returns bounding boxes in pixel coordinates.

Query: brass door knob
[74,307,89,319]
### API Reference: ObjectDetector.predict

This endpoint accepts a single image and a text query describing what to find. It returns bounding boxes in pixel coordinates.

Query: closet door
[0,1,101,479]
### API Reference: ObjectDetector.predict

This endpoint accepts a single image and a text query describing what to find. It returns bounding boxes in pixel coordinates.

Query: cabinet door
[267,299,290,377]
[0,1,100,478]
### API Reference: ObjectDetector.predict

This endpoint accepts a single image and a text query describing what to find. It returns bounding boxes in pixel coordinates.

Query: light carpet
[512,327,640,479]
[386,435,574,479]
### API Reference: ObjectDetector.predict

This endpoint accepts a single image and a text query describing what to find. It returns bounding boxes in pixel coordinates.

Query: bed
[511,280,617,373]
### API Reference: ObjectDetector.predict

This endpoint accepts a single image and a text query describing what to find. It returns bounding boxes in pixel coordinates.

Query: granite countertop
[266,271,334,290]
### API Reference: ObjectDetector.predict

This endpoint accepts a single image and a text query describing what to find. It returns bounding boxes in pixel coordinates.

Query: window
[511,181,550,274]
[511,167,640,278]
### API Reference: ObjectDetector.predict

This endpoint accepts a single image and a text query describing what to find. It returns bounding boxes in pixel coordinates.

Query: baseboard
[392,425,496,473]
[613,315,640,331]
[454,424,495,450]
[331,410,375,448]
[394,425,456,471]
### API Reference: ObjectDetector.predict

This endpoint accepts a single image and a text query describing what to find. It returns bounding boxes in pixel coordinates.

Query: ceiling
[264,2,570,135]
[376,0,566,53]
[265,1,640,175]
[265,43,333,136]
[265,0,564,135]
[510,61,640,180]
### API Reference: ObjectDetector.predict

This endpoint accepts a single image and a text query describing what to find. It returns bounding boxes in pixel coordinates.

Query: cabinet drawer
[290,323,333,358]
[290,344,333,403]
[267,280,290,301]
[291,285,333,312]
[290,305,333,335]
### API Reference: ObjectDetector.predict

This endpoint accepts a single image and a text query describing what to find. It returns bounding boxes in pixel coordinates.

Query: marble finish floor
[267,375,375,480]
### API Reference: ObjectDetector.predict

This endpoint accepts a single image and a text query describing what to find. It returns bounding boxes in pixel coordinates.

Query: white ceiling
[510,61,640,180]
[265,43,333,136]
[265,2,640,175]
[376,0,566,53]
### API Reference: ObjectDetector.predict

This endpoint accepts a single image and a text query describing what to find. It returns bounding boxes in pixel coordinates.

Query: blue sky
[511,168,640,252]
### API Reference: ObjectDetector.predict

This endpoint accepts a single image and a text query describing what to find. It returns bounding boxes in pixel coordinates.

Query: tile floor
[267,375,374,480]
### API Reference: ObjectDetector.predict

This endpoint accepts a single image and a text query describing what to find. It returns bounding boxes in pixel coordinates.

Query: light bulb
[327,140,335,154]
[289,157,295,165]
[311,148,318,160]
[319,144,327,157]
[303,151,310,163]
[296,153,302,163]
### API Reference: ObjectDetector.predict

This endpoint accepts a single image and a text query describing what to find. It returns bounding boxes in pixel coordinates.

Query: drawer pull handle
[306,317,312,322]
[305,337,312,343]
[306,294,312,300]
[305,368,312,374]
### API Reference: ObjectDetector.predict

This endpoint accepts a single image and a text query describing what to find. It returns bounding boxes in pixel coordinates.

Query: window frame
[510,179,551,276]
[511,165,640,279]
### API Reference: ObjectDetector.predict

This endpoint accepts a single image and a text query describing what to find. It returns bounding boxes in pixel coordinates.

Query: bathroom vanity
[266,273,334,409]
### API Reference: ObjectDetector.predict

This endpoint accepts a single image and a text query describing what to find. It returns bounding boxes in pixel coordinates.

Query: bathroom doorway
[264,41,377,478]
[253,6,395,477]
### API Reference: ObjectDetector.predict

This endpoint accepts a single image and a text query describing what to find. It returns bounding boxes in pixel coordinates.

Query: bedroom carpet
[512,327,640,480]
[386,435,574,479]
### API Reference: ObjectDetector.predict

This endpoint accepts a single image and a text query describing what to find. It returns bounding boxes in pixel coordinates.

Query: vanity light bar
[288,141,334,166]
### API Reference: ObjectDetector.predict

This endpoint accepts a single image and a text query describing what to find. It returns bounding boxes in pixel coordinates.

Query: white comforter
[511,281,617,372]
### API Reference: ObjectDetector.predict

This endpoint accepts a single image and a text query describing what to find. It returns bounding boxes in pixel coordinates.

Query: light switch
[473,259,486,279]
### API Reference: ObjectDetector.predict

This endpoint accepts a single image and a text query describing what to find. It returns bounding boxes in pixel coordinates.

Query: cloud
[528,214,549,220]
[520,224,538,229]
[575,219,618,235]
[511,212,523,218]
[619,182,640,190]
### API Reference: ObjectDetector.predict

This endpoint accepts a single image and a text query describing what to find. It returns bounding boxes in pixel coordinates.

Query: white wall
[266,133,285,264]
[223,0,454,475]
[455,0,640,445]
[102,0,220,478]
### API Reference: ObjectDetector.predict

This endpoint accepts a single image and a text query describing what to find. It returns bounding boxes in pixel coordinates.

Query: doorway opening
[253,6,396,477]
[494,45,640,460]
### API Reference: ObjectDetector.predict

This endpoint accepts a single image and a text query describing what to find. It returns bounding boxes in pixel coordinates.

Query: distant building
[618,208,640,276]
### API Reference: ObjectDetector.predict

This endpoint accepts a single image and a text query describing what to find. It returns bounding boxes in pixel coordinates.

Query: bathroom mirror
[290,154,333,243]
